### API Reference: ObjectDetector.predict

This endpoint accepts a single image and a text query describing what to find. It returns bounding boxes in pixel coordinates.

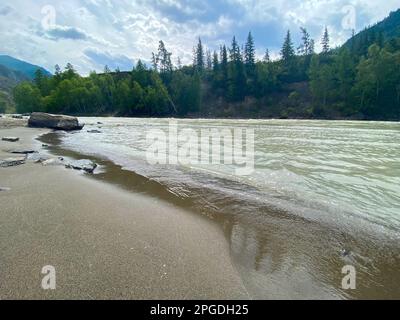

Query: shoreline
[0,124,250,299]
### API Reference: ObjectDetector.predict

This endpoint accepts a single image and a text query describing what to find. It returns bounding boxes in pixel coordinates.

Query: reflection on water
[40,118,400,299]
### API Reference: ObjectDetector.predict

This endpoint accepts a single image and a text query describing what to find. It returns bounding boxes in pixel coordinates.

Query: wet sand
[0,125,249,299]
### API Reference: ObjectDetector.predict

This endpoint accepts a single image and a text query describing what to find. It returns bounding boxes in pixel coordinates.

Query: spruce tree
[263,49,270,63]
[322,27,330,53]
[244,32,256,69]
[230,36,241,62]
[228,36,246,101]
[281,30,295,62]
[194,37,205,73]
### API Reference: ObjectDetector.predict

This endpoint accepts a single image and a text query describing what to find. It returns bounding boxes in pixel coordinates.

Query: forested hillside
[343,9,400,56]
[0,64,30,113]
[0,55,51,113]
[13,9,400,120]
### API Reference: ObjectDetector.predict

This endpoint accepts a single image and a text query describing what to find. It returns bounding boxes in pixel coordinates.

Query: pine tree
[322,27,330,54]
[244,32,256,69]
[263,49,270,63]
[281,30,295,62]
[194,37,205,73]
[228,36,246,101]
[156,40,173,74]
[230,36,241,62]
[298,27,313,55]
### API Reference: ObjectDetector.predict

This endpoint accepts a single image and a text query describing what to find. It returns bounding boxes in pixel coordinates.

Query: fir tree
[263,49,270,63]
[194,37,205,72]
[244,32,256,69]
[281,30,295,62]
[322,27,330,53]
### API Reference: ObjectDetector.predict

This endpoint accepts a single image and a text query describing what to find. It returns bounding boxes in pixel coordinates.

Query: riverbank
[0,123,249,299]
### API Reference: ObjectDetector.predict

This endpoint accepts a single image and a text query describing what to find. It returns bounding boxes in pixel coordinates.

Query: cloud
[45,25,90,40]
[0,5,13,15]
[38,24,115,47]
[84,48,134,71]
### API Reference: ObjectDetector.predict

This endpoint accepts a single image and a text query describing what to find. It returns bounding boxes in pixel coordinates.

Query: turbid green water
[50,118,400,299]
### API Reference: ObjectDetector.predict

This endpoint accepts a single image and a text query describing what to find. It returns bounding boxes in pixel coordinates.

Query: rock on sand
[2,137,20,142]
[28,113,84,131]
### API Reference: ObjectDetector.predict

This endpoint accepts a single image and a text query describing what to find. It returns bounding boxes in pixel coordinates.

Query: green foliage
[13,82,43,113]
[353,44,400,118]
[309,55,335,106]
[12,60,183,116]
[170,71,201,115]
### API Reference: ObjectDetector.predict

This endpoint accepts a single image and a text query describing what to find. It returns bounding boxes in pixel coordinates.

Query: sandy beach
[0,120,249,299]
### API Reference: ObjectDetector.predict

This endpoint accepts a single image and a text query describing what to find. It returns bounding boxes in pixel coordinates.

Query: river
[47,118,400,299]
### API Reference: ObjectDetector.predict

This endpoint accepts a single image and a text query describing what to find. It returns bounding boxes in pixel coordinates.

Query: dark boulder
[28,113,84,131]
[2,137,20,142]
[9,149,37,154]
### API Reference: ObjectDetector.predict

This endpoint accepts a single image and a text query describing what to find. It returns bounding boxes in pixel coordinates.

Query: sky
[0,0,399,75]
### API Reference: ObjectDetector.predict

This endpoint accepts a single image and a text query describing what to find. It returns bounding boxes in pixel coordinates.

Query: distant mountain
[0,63,33,113]
[343,8,400,53]
[0,64,29,84]
[0,55,51,80]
